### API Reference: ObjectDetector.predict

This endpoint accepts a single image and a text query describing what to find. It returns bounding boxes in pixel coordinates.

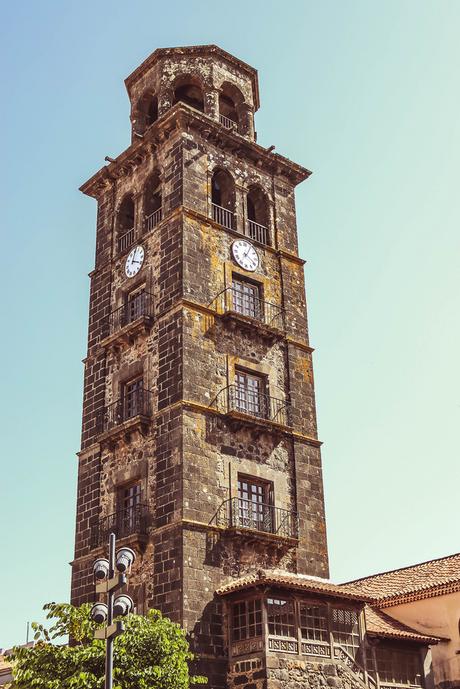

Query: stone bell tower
[71,45,328,687]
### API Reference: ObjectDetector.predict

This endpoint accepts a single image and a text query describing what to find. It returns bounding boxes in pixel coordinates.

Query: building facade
[71,45,441,689]
[344,553,460,689]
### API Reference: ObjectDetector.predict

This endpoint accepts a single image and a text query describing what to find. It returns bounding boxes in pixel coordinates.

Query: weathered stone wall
[73,44,329,689]
[127,47,257,141]
[181,131,299,257]
[226,654,374,689]
[266,657,369,689]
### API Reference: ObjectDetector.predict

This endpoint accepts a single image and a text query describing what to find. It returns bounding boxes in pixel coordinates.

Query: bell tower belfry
[72,45,329,687]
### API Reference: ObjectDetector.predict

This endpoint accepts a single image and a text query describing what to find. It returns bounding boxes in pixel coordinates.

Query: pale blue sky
[1,1,459,648]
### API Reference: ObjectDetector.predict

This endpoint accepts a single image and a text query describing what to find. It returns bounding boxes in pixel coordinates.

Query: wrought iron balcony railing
[209,287,285,331]
[98,387,153,434]
[246,219,269,246]
[212,203,235,230]
[214,497,298,539]
[145,207,162,232]
[219,114,237,130]
[211,384,291,427]
[91,504,149,547]
[108,292,154,334]
[118,227,134,254]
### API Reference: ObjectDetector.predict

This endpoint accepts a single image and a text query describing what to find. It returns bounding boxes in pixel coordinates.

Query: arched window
[146,96,158,126]
[247,186,270,245]
[219,94,238,130]
[211,169,235,230]
[117,195,135,253]
[134,93,158,135]
[173,77,204,113]
[144,172,162,231]
[219,82,245,132]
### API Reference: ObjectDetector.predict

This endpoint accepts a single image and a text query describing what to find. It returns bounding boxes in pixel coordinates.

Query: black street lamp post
[90,532,135,689]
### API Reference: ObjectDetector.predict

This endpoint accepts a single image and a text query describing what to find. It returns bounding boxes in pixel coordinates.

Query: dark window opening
[237,475,274,533]
[267,598,296,638]
[123,377,144,419]
[144,172,162,230]
[247,186,269,228]
[124,287,146,324]
[146,96,158,126]
[134,94,158,135]
[211,169,236,229]
[173,83,204,112]
[232,599,262,641]
[246,186,270,245]
[219,93,238,127]
[211,169,235,210]
[234,369,267,418]
[118,482,142,530]
[118,196,135,233]
[117,195,135,252]
[374,647,423,687]
[232,276,262,319]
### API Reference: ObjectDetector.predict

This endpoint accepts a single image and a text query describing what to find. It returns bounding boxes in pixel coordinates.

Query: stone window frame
[226,354,284,409]
[113,268,153,320]
[111,356,147,407]
[103,454,149,518]
[170,72,207,115]
[217,80,248,136]
[132,89,159,135]
[230,271,264,320]
[221,259,273,313]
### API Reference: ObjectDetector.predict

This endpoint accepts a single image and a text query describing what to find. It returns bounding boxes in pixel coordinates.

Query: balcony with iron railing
[118,227,135,254]
[209,287,285,336]
[145,207,162,232]
[102,292,154,347]
[219,114,237,130]
[211,384,291,430]
[212,203,235,231]
[213,497,298,541]
[97,387,153,441]
[91,503,149,548]
[246,219,269,246]
[210,203,271,247]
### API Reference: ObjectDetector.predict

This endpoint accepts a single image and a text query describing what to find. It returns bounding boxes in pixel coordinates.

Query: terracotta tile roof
[342,553,460,605]
[216,569,372,601]
[364,606,442,644]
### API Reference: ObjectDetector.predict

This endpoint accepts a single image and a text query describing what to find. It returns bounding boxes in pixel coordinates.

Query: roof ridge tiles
[343,552,460,586]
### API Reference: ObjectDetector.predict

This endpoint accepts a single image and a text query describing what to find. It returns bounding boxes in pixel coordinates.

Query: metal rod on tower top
[105,532,116,689]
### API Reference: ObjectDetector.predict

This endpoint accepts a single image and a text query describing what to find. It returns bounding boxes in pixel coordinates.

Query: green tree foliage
[10,603,207,689]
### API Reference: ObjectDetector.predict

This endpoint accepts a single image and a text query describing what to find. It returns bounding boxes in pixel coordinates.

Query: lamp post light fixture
[90,533,136,689]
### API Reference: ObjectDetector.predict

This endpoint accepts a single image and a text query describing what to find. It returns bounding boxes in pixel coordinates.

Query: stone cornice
[79,103,311,198]
[160,399,322,447]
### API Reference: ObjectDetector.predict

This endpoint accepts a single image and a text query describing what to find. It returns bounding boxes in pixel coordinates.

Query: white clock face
[125,245,145,278]
[232,240,259,272]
